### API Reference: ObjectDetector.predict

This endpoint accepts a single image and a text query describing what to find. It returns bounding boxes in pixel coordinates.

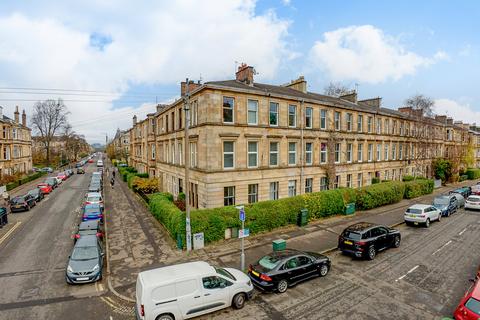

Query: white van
[96,160,103,167]
[135,261,253,320]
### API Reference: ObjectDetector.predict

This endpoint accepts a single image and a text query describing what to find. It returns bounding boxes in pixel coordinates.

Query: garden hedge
[404,179,434,199]
[466,168,480,180]
[355,181,405,210]
[149,193,184,239]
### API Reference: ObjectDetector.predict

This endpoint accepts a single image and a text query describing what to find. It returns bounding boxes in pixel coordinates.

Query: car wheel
[393,236,401,248]
[367,246,376,260]
[25,205,30,211]
[156,314,174,320]
[277,279,288,293]
[232,293,246,309]
[425,218,430,228]
[405,221,411,227]
[319,264,329,277]
[437,214,441,222]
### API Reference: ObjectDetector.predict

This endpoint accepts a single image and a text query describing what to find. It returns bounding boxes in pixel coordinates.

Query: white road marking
[432,240,452,255]
[459,228,467,236]
[395,265,419,282]
[0,221,22,245]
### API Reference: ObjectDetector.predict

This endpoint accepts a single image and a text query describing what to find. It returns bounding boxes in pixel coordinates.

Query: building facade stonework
[0,106,32,177]
[126,66,478,209]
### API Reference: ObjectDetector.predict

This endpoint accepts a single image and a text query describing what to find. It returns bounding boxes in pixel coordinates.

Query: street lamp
[184,78,192,252]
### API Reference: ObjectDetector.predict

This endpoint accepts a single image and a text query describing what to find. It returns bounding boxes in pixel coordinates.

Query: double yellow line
[0,221,22,246]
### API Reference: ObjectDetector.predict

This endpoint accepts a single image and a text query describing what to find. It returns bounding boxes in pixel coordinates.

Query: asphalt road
[0,162,130,320]
[196,206,480,320]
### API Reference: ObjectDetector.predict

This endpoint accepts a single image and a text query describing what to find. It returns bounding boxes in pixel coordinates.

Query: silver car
[66,235,104,284]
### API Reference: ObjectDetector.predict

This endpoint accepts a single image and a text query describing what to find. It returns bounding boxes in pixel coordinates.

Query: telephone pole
[184,78,192,252]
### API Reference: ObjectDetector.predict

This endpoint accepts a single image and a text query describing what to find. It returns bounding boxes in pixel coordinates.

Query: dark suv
[338,222,401,260]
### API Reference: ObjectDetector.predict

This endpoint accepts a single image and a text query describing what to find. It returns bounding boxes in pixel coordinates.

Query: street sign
[238,228,250,239]
[239,208,245,222]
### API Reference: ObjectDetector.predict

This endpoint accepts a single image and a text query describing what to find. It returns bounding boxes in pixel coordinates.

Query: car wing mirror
[470,278,476,283]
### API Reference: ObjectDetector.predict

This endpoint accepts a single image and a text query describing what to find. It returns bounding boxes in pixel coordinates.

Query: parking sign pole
[237,206,245,271]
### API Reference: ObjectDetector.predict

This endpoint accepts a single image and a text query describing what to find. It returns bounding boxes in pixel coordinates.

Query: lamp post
[184,78,192,252]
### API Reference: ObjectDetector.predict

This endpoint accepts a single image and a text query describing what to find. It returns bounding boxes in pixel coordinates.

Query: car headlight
[67,265,73,273]
[92,264,99,271]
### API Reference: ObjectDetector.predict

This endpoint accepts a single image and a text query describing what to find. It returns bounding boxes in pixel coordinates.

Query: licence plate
[344,240,353,245]
[414,222,418,225]
[409,214,416,218]
[251,270,259,277]
[76,277,89,281]
[13,205,22,208]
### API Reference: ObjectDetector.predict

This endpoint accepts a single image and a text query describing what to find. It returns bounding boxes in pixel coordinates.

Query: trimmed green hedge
[6,181,19,191]
[402,175,415,182]
[149,193,184,239]
[6,172,47,191]
[466,168,480,180]
[136,173,149,178]
[404,179,434,199]
[356,181,405,210]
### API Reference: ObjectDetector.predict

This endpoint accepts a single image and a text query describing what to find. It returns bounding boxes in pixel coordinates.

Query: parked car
[65,169,74,177]
[44,177,58,189]
[75,162,83,168]
[88,183,101,193]
[66,235,104,284]
[97,160,103,167]
[404,204,441,227]
[41,167,53,173]
[451,192,466,208]
[135,261,253,320]
[471,185,480,196]
[27,188,44,203]
[77,167,85,174]
[432,195,457,217]
[465,195,480,210]
[55,176,63,185]
[118,163,128,167]
[453,276,480,319]
[248,249,330,293]
[451,187,471,199]
[85,192,104,209]
[9,194,36,212]
[57,172,68,181]
[338,222,401,260]
[88,159,94,163]
[74,220,104,242]
[82,204,103,222]
[37,183,53,194]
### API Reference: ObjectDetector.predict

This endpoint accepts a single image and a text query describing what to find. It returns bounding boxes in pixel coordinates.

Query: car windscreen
[406,208,422,214]
[433,198,448,205]
[27,190,38,196]
[258,255,282,271]
[71,246,98,260]
[11,197,24,204]
[465,297,480,315]
[215,267,236,281]
[79,230,98,235]
[87,196,101,202]
[85,207,100,214]
[467,197,480,203]
[342,230,362,240]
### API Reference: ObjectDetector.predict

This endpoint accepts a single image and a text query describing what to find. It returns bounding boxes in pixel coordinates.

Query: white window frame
[334,143,341,164]
[270,181,279,200]
[357,173,363,188]
[357,115,363,132]
[346,113,353,131]
[247,141,258,168]
[384,144,389,161]
[346,174,352,188]
[248,184,258,204]
[269,102,279,126]
[305,178,313,193]
[288,180,297,197]
[288,105,297,128]
[223,96,234,124]
[247,99,258,125]
[320,143,327,164]
[320,109,327,130]
[320,177,328,191]
[368,143,373,162]
[269,141,279,167]
[305,142,313,165]
[305,107,313,129]
[223,141,235,169]
[376,143,381,161]
[288,142,297,165]
[334,111,341,131]
[346,143,353,163]
[358,143,363,162]
[224,186,235,206]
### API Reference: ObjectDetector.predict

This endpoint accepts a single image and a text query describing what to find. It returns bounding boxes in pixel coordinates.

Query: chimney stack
[358,97,382,108]
[14,106,19,123]
[181,80,201,96]
[283,76,307,93]
[22,109,26,126]
[235,63,254,85]
[133,115,137,126]
[339,92,358,104]
[0,106,3,119]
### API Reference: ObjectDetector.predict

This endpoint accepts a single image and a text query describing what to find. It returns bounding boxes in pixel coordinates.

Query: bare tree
[323,82,351,97]
[31,99,70,165]
[403,94,436,177]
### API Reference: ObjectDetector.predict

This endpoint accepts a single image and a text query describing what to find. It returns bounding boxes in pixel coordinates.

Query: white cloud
[309,25,445,84]
[0,1,291,143]
[434,98,480,126]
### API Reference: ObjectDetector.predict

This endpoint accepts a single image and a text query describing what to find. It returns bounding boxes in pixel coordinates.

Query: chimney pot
[22,109,26,126]
[14,105,19,123]
[181,80,201,96]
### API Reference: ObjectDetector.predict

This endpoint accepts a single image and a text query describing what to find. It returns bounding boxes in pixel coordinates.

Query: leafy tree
[433,159,452,183]
[323,82,351,97]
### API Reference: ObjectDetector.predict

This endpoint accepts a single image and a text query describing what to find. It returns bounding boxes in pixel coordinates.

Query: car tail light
[75,234,80,239]
[419,215,425,218]
[356,241,366,246]
[96,232,103,237]
[248,265,252,272]
[260,274,272,282]
[140,304,145,317]
[86,201,91,204]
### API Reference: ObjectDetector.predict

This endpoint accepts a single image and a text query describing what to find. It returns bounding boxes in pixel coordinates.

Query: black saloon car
[10,194,36,212]
[338,222,401,260]
[248,249,330,293]
[27,188,44,203]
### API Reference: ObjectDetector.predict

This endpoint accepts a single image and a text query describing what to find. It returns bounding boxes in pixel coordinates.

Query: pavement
[104,155,480,309]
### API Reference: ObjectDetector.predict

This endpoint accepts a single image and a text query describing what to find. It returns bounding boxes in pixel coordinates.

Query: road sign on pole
[236,206,246,271]
[239,208,245,222]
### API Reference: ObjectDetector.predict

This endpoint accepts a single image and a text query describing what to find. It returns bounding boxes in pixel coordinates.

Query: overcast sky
[0,0,478,143]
